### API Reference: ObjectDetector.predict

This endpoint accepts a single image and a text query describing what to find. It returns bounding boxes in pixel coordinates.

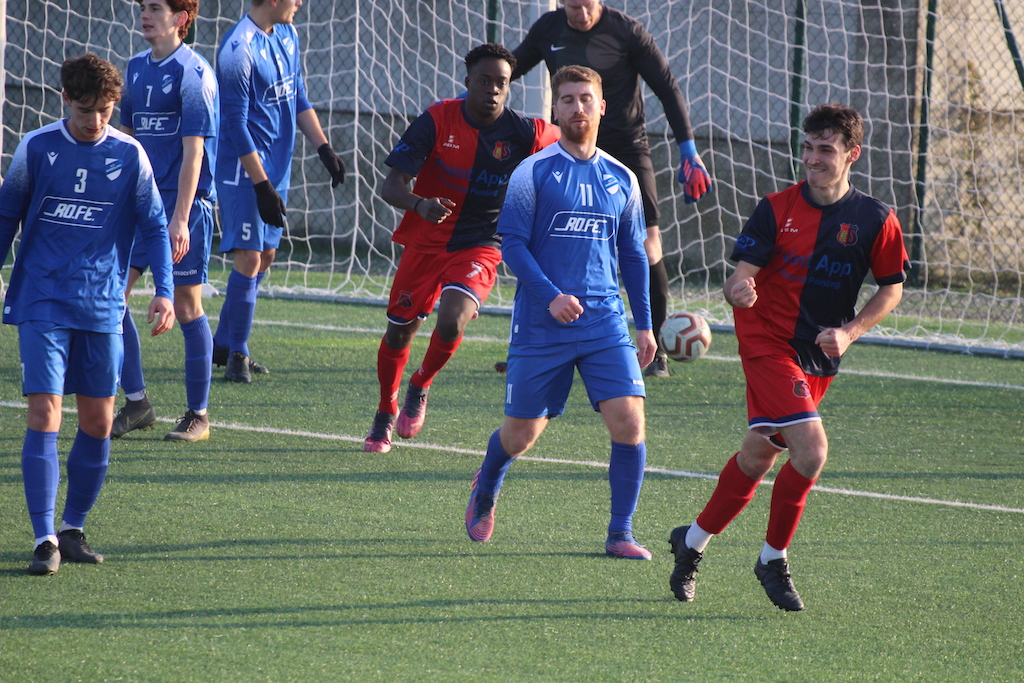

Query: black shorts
[600,142,659,227]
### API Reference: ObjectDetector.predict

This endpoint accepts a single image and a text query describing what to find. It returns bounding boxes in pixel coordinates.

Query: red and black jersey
[385,100,560,253]
[731,182,910,376]
[512,7,693,151]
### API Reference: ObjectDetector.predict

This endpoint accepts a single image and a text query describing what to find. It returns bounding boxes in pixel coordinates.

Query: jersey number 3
[74,169,87,193]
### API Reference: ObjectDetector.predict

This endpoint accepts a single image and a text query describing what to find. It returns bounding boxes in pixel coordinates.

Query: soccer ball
[659,312,712,362]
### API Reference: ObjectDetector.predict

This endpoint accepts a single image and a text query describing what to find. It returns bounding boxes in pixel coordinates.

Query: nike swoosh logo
[550,45,566,51]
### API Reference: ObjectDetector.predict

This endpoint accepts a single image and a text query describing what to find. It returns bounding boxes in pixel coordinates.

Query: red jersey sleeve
[531,119,561,153]
[869,210,910,285]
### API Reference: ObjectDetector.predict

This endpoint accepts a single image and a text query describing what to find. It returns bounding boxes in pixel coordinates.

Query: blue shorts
[216,173,285,253]
[504,333,646,419]
[131,191,214,286]
[19,321,123,398]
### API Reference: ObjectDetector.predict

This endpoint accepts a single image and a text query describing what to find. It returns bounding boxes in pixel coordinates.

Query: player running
[0,54,175,575]
[511,0,713,377]
[464,65,657,560]
[668,103,910,610]
[213,0,346,384]
[113,0,218,442]
[363,43,559,453]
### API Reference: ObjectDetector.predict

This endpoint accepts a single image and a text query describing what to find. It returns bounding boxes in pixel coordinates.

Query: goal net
[3,0,1023,355]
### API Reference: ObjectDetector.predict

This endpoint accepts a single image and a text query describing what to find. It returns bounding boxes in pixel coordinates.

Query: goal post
[1,0,1022,356]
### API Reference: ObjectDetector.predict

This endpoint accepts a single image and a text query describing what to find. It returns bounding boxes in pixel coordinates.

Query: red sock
[696,453,761,534]
[376,338,410,414]
[410,330,462,389]
[766,460,816,551]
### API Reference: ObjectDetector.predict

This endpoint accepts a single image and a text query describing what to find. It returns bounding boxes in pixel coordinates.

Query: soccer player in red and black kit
[668,103,910,611]
[363,43,560,453]
[511,0,713,377]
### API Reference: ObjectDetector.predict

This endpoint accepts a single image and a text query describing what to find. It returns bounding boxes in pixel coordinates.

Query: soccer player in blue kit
[113,0,219,442]
[510,0,713,378]
[465,65,658,560]
[212,0,345,384]
[0,53,175,575]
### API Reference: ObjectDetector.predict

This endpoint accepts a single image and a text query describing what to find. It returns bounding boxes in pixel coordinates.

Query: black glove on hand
[253,179,286,227]
[318,143,346,187]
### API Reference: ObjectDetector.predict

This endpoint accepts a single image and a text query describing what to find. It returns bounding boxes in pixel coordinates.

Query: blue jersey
[121,43,218,196]
[498,142,650,345]
[0,121,172,333]
[215,14,312,191]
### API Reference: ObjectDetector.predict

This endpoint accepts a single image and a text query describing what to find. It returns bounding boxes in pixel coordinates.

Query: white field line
[227,317,1024,392]
[2,400,1021,515]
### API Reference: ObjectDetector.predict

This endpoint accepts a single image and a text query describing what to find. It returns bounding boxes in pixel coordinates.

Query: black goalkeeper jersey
[512,6,694,151]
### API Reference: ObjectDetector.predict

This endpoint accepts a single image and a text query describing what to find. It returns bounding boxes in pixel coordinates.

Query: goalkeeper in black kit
[510,0,713,377]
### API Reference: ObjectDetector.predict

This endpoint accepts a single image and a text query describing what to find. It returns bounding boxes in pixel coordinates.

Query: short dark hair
[464,43,516,74]
[550,64,602,99]
[61,53,123,105]
[803,103,864,149]
[136,0,199,41]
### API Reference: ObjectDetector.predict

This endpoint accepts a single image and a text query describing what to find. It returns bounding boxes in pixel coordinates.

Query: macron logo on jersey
[47,152,58,166]
[39,196,112,228]
[549,210,613,241]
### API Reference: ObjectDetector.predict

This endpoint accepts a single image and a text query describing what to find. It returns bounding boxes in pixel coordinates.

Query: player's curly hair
[61,53,123,105]
[803,103,864,149]
[135,0,199,41]
[550,65,603,98]
[464,43,517,73]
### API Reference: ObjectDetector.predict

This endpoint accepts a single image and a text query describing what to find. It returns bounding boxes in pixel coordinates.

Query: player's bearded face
[554,81,605,144]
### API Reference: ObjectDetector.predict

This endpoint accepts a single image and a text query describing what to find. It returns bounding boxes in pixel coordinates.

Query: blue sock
[477,429,516,498]
[22,429,60,539]
[213,271,264,350]
[212,292,230,350]
[608,441,646,535]
[225,269,258,357]
[182,315,213,412]
[120,307,146,395]
[62,429,110,528]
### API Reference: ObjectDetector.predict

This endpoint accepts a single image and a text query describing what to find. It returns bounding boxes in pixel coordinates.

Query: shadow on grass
[0,596,749,630]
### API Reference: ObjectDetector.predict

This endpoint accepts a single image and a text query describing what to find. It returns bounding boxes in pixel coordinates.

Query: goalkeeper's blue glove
[678,140,712,204]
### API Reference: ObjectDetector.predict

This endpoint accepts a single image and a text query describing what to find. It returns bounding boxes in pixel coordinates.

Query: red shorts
[741,354,833,435]
[386,245,501,325]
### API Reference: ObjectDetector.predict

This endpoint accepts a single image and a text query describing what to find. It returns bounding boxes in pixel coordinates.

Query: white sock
[35,534,58,548]
[759,542,787,564]
[58,521,83,533]
[685,521,714,553]
[127,390,147,402]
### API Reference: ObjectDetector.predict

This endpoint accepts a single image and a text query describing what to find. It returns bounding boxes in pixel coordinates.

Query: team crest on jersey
[492,141,511,160]
[397,290,413,309]
[837,222,859,246]
[282,37,294,55]
[791,377,811,399]
[161,74,174,94]
[602,173,620,195]
[105,158,123,181]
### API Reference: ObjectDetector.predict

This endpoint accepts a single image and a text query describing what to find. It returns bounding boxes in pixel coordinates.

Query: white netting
[3,0,1023,355]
